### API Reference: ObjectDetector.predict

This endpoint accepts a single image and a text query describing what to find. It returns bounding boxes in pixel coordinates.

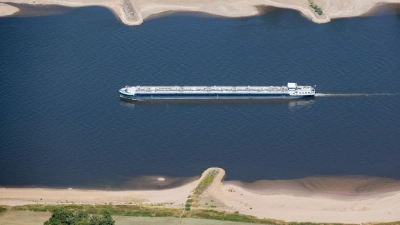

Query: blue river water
[0,6,399,188]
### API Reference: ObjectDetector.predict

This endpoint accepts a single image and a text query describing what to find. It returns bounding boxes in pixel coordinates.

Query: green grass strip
[1,204,399,225]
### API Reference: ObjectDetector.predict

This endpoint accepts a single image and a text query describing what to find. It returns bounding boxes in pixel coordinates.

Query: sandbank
[218,176,400,223]
[0,0,399,25]
[0,2,19,16]
[1,168,400,223]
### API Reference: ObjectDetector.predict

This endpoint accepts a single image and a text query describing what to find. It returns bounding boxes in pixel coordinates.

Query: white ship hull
[119,83,315,101]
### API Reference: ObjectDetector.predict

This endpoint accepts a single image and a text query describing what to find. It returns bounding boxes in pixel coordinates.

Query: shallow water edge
[2,1,400,26]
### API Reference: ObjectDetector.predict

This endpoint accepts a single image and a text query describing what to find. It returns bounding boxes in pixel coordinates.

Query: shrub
[0,206,7,213]
[308,0,323,15]
[194,170,219,195]
[43,208,115,225]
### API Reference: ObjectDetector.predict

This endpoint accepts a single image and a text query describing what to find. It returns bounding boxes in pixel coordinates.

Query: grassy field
[0,211,279,225]
[0,210,51,225]
[1,204,399,225]
[186,169,219,210]
[0,204,350,225]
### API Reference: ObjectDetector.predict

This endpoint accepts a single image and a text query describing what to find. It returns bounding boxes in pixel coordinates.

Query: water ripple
[0,7,399,187]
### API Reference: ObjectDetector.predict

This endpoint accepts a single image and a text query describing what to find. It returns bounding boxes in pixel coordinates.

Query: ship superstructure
[119,83,315,100]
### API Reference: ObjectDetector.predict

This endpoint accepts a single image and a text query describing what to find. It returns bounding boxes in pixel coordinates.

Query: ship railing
[136,86,289,93]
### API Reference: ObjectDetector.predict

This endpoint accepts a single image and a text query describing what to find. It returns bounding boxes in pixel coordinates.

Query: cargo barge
[119,83,315,101]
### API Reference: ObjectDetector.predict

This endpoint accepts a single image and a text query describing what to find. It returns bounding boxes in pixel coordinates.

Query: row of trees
[44,208,114,225]
[309,0,323,15]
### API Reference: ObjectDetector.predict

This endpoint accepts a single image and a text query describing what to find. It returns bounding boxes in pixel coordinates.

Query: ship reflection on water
[119,97,315,109]
[288,98,315,109]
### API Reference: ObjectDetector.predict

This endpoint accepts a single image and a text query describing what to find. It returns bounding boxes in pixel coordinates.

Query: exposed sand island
[1,168,400,223]
[0,0,399,25]
[0,2,19,16]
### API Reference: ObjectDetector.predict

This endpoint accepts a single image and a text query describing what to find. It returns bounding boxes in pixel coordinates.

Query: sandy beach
[0,0,399,25]
[1,168,400,223]
[0,2,19,16]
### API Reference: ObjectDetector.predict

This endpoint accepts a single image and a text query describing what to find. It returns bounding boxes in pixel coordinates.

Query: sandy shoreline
[0,2,19,16]
[0,0,399,25]
[1,168,400,223]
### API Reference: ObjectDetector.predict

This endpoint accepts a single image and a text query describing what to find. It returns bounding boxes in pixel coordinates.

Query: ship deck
[119,84,316,98]
[130,86,291,94]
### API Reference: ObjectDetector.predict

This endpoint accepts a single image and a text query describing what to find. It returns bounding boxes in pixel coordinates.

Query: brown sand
[1,168,400,223]
[362,2,400,16]
[122,174,199,190]
[1,0,400,25]
[226,176,400,196]
[218,175,400,223]
[0,168,212,207]
[0,3,19,16]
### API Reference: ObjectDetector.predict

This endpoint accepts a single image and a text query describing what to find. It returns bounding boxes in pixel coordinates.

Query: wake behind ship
[119,83,315,101]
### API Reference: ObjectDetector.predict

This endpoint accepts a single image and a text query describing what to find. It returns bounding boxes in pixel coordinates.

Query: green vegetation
[12,205,178,218]
[2,204,400,225]
[366,223,400,225]
[5,204,352,224]
[185,203,191,211]
[308,0,323,15]
[150,202,173,207]
[45,208,114,225]
[0,205,7,214]
[185,169,219,210]
[194,170,219,195]
[188,209,274,223]
[42,207,114,225]
[186,210,351,225]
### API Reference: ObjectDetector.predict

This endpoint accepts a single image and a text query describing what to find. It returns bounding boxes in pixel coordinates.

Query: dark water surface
[1,7,400,188]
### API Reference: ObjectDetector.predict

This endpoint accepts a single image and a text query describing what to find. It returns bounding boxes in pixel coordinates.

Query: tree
[89,210,115,225]
[44,208,114,225]
[44,208,74,225]
[71,211,89,225]
[76,221,89,225]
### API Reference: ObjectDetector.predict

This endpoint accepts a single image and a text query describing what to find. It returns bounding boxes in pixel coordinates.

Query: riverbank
[0,2,18,16]
[0,0,399,25]
[1,168,400,223]
[0,210,289,225]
